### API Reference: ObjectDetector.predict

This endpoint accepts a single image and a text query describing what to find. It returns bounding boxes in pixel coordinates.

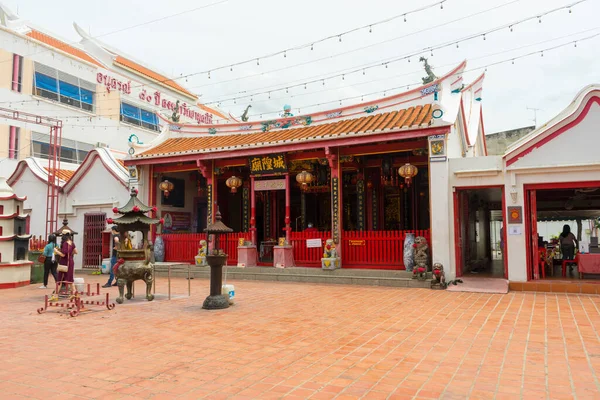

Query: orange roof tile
[114,56,196,98]
[26,30,103,67]
[43,168,76,182]
[139,105,433,158]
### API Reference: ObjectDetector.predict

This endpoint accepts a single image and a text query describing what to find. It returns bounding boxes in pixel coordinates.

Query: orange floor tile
[2,274,600,399]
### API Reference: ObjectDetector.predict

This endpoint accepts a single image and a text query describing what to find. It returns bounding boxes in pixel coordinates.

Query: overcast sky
[6,0,600,132]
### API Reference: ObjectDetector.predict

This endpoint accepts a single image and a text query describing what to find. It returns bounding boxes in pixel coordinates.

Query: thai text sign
[161,211,191,233]
[306,239,322,248]
[254,179,286,191]
[249,154,287,174]
[349,240,366,246]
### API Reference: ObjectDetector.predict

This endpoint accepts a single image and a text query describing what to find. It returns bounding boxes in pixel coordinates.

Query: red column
[149,165,156,242]
[285,174,291,243]
[8,126,16,159]
[11,54,20,92]
[250,175,256,245]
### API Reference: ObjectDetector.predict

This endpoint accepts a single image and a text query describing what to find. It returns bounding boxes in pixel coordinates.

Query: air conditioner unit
[95,142,108,148]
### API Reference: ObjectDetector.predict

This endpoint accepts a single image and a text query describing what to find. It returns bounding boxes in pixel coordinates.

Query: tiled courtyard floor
[1,275,600,399]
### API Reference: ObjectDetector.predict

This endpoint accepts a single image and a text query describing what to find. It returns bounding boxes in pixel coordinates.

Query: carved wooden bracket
[325,147,337,169]
[196,160,211,179]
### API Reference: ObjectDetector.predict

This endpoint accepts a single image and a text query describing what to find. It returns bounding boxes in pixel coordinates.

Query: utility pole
[526,106,542,128]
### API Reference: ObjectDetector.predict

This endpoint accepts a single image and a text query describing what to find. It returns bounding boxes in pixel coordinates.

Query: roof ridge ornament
[419,57,437,85]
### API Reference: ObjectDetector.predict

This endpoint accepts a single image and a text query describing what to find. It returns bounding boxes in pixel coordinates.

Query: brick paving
[1,275,600,399]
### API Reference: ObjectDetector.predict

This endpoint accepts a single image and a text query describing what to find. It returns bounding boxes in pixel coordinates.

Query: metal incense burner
[203,208,233,310]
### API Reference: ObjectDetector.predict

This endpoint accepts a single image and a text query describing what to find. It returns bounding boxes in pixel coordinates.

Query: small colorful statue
[321,239,340,270]
[195,239,208,266]
[431,262,446,289]
[412,236,429,281]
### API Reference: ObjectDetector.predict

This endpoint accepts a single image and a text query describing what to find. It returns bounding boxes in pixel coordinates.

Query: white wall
[9,167,47,238]
[62,158,129,267]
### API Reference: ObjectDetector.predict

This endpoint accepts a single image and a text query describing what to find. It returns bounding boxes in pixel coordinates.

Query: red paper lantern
[159,218,165,224]
[112,207,118,213]
[106,218,114,224]
[132,206,140,212]
[152,207,157,213]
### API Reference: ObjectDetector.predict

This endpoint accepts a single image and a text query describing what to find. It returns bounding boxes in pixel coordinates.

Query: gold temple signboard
[349,240,366,246]
[249,154,287,174]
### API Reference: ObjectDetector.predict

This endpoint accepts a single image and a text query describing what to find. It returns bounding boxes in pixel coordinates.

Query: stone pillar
[242,185,249,232]
[429,156,452,280]
[250,176,256,245]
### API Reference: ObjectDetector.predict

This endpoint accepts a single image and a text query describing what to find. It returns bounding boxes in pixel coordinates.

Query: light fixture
[398,163,418,187]
[296,171,314,188]
[159,180,175,197]
[226,176,242,193]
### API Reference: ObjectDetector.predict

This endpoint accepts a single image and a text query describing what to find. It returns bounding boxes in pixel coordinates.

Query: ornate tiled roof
[25,30,103,67]
[137,105,433,158]
[116,189,154,214]
[43,167,75,182]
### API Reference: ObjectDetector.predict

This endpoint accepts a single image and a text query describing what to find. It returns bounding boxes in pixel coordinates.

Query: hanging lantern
[226,176,242,193]
[296,171,314,187]
[158,179,175,197]
[398,163,418,187]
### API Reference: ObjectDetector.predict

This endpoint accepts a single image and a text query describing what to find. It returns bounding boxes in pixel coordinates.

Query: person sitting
[304,223,317,233]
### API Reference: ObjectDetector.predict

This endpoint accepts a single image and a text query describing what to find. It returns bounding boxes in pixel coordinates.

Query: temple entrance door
[526,190,539,280]
[196,201,207,233]
[83,212,106,268]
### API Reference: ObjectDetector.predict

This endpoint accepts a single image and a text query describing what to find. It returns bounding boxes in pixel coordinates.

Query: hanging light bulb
[284,50,287,58]
[322,80,325,86]
[339,35,342,42]
[257,58,260,65]
[286,87,289,93]
[510,25,513,32]
[456,42,459,48]
[483,34,486,40]
[311,43,314,50]
[342,74,345,80]
[430,49,434,56]
[403,14,407,22]
[361,96,364,101]
[538,16,542,23]
[574,41,577,48]
[304,84,307,89]
[408,57,410,63]
[363,69,365,75]
[369,25,372,33]
[385,64,388,68]
[268,92,271,99]
[541,51,544,57]
[568,7,572,13]
[440,1,444,9]
[511,59,515,65]
[208,71,211,79]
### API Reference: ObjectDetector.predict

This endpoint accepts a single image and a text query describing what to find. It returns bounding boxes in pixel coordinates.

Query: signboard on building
[254,179,286,191]
[249,154,287,175]
[507,206,523,224]
[161,211,191,233]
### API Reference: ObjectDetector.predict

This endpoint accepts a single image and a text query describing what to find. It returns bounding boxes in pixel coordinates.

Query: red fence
[161,232,251,265]
[160,230,430,269]
[342,230,430,270]
[290,231,332,267]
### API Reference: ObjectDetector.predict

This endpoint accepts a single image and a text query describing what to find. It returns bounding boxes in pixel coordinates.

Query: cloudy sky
[6,0,600,132]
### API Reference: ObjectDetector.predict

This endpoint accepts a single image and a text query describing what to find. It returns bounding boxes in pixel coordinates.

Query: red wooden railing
[290,231,332,267]
[161,232,251,265]
[160,230,430,270]
[342,230,430,270]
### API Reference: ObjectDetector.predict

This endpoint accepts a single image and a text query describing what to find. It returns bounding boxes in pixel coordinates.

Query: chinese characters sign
[254,179,286,191]
[248,154,287,174]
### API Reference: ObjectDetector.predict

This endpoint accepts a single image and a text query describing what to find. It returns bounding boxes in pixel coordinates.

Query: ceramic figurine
[195,239,208,266]
[154,235,165,263]
[412,236,429,281]
[321,239,340,270]
[403,233,415,271]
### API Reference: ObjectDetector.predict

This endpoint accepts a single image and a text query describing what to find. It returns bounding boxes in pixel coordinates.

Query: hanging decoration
[296,171,314,188]
[399,163,418,187]
[226,176,242,193]
[158,180,175,197]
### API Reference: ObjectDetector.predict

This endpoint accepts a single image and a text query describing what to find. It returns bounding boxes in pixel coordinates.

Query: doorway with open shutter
[83,212,106,268]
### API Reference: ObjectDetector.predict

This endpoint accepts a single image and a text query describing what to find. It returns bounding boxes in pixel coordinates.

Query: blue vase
[403,233,415,271]
[154,236,165,262]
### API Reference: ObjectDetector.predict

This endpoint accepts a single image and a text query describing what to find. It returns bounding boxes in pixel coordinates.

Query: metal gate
[83,213,106,268]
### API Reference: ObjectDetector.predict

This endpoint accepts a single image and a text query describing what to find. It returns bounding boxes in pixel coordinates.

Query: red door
[83,213,106,268]
[529,190,540,280]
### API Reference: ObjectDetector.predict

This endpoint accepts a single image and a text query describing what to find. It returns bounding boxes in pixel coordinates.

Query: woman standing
[55,233,77,286]
[39,234,58,289]
[559,224,578,261]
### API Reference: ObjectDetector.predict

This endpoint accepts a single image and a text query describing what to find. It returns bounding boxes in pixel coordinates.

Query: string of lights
[201,0,590,105]
[21,25,600,117]
[0,0,230,65]
[18,32,597,128]
[0,0,585,111]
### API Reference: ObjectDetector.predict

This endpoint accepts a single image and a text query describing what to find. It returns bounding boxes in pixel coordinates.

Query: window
[12,54,23,92]
[120,102,159,132]
[31,132,93,164]
[8,126,19,159]
[33,62,95,112]
[0,206,4,214]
